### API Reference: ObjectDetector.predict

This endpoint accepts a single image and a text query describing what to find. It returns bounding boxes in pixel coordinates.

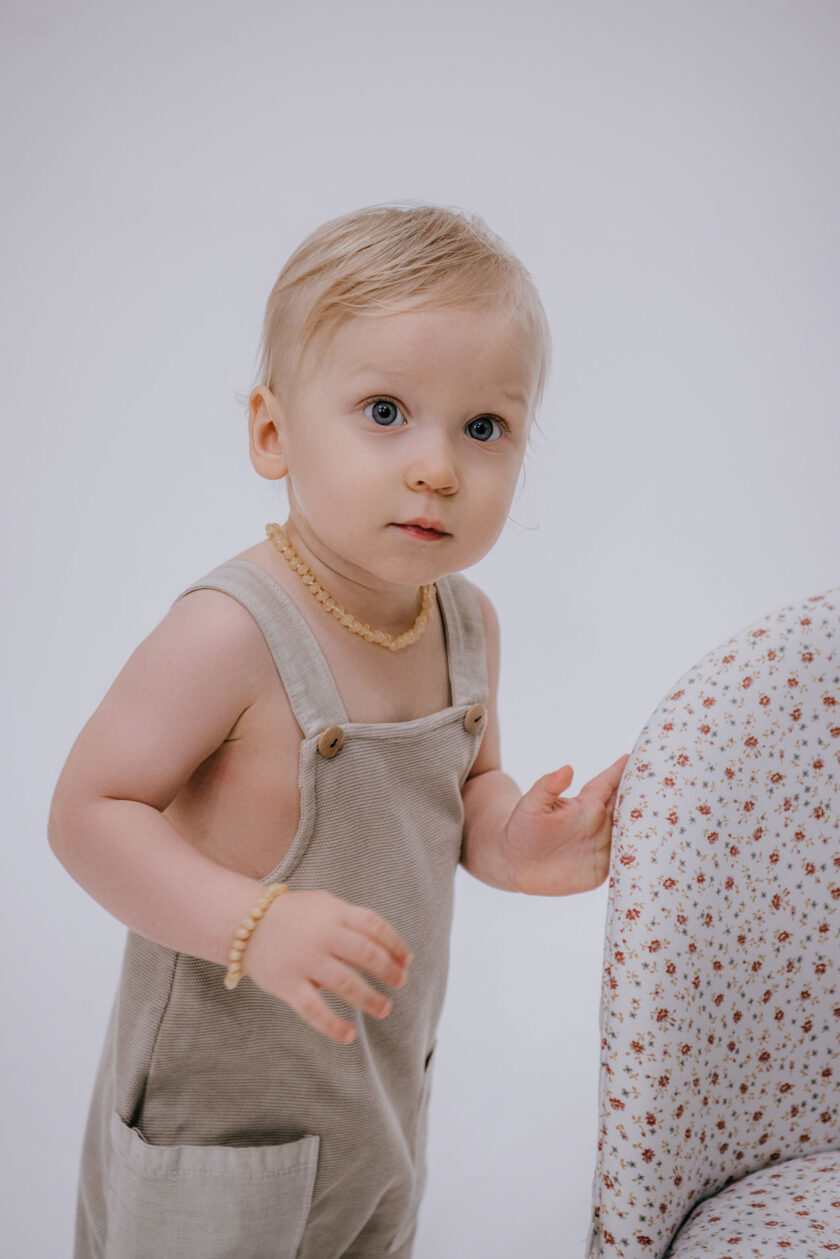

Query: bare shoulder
[149,584,278,717]
[167,583,272,674]
[49,584,273,816]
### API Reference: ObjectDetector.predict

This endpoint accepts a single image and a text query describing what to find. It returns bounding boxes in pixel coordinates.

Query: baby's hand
[503,755,630,896]
[243,889,412,1044]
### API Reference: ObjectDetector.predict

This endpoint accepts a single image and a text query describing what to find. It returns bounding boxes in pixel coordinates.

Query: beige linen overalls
[74,558,488,1259]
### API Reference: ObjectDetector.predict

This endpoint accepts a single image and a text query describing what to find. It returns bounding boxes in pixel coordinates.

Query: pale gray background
[3,2,839,1255]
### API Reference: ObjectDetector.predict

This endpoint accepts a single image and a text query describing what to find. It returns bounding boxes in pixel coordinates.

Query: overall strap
[171,559,349,738]
[436,572,489,708]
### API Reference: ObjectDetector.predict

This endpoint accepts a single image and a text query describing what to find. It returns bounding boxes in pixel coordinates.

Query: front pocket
[106,1110,319,1259]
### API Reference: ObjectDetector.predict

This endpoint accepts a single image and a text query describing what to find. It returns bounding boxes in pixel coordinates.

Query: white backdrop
[3,2,839,1255]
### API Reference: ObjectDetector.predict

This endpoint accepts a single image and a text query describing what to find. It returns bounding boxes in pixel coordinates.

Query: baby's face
[264,302,539,588]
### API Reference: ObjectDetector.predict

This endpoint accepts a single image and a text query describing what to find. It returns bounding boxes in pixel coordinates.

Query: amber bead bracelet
[223,881,290,990]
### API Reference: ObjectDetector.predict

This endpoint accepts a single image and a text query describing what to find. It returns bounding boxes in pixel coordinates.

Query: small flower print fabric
[586,588,840,1259]
[665,1147,840,1256]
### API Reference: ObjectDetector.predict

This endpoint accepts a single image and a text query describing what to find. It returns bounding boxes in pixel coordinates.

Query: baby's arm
[460,586,523,889]
[460,584,629,895]
[48,590,410,1043]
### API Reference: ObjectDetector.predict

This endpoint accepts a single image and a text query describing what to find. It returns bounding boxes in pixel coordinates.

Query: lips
[391,519,450,540]
[398,518,449,533]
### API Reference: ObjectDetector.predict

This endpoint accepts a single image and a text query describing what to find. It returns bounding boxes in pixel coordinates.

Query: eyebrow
[498,388,528,406]
[351,368,528,410]
[350,365,403,379]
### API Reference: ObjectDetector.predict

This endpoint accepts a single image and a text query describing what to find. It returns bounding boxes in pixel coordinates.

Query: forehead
[304,304,539,405]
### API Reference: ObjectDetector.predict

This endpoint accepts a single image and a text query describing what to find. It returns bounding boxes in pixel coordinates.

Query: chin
[374,556,452,587]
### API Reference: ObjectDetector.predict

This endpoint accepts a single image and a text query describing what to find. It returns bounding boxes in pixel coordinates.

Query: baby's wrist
[224,882,290,990]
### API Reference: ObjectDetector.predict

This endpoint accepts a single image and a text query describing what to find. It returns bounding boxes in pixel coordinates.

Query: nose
[404,432,459,495]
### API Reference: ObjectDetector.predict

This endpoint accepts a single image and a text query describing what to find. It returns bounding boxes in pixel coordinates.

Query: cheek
[289,430,346,484]
[290,442,377,523]
[473,450,523,501]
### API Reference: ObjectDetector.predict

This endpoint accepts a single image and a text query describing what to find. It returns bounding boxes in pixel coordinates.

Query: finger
[605,785,620,822]
[334,926,410,990]
[317,957,393,1020]
[345,904,413,966]
[581,756,629,801]
[607,755,631,812]
[538,765,575,800]
[295,982,358,1044]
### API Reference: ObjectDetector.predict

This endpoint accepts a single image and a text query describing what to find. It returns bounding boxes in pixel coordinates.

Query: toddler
[49,202,629,1259]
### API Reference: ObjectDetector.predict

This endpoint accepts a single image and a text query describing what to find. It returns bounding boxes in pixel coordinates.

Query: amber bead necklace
[265,522,436,652]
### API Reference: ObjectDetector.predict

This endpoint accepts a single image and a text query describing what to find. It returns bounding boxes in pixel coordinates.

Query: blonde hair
[253,201,552,416]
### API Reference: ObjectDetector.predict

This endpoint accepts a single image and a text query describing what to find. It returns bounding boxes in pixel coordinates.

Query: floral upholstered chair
[587,588,840,1258]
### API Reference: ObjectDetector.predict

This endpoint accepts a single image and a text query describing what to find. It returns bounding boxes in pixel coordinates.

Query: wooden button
[463,704,486,734]
[317,725,345,758]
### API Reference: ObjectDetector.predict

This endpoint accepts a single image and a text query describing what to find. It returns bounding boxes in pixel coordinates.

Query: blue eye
[466,416,503,443]
[364,399,406,427]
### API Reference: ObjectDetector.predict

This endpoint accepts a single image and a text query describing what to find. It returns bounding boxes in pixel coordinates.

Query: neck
[280,517,428,636]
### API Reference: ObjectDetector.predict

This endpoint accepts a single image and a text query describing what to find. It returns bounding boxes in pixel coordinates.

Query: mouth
[390,519,451,541]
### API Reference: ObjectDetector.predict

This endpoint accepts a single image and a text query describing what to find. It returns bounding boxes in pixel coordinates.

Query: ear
[248,386,289,481]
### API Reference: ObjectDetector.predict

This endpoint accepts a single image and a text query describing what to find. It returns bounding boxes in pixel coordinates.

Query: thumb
[535,765,574,801]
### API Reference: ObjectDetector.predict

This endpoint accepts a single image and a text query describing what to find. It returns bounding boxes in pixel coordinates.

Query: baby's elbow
[47,797,70,862]
[47,788,83,864]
